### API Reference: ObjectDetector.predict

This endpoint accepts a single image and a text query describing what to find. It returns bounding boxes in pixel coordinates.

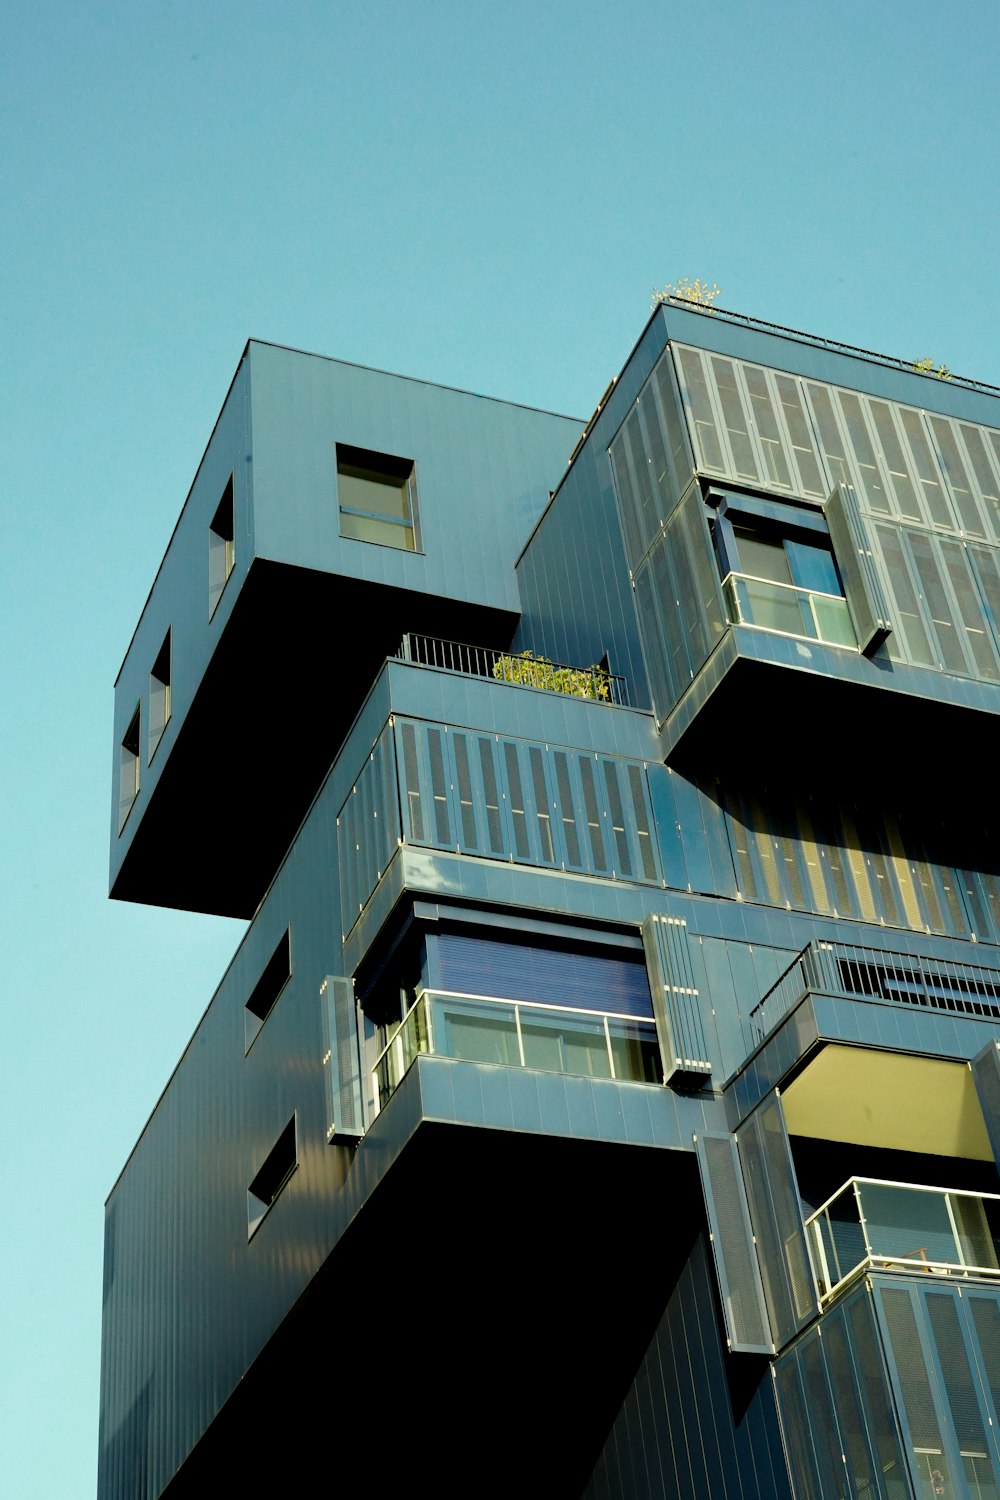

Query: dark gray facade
[101,311,1000,1499]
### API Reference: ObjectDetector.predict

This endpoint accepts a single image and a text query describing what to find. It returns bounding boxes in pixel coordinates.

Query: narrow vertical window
[247,1116,297,1239]
[147,629,171,762]
[118,705,141,832]
[209,475,235,617]
[244,929,292,1052]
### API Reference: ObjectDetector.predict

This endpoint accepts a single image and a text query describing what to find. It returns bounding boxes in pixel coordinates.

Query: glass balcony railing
[723,572,857,650]
[806,1177,1000,1303]
[372,990,661,1109]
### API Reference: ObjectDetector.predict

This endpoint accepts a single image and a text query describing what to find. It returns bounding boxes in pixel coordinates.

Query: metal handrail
[662,300,1000,398]
[750,938,1000,1043]
[395,633,629,706]
[807,1174,1000,1223]
[373,987,655,1074]
[805,1176,1000,1304]
[720,570,849,604]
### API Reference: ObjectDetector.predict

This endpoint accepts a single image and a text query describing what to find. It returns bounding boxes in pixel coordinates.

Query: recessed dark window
[244,930,291,1053]
[118,705,141,832]
[148,629,171,762]
[247,1116,297,1240]
[209,475,235,617]
[336,443,418,551]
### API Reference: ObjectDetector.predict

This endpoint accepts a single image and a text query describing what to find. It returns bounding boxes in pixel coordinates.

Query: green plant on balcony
[650,277,722,311]
[492,650,612,701]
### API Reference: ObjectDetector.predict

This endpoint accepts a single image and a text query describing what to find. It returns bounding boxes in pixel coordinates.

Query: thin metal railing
[750,938,1000,1043]
[372,988,659,1107]
[660,299,1000,398]
[722,571,857,650]
[395,633,629,706]
[805,1176,1000,1303]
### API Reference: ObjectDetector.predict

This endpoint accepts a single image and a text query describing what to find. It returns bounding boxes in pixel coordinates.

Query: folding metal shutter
[824,482,893,655]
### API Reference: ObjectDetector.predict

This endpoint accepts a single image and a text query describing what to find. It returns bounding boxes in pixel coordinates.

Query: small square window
[118,705,141,832]
[244,930,292,1053]
[247,1116,297,1239]
[148,629,171,762]
[209,475,235,617]
[336,443,418,551]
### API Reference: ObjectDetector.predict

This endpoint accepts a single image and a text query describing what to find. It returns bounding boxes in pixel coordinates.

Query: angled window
[713,493,856,650]
[336,443,418,551]
[208,475,235,617]
[247,1116,297,1239]
[118,704,141,832]
[147,629,171,762]
[244,929,291,1053]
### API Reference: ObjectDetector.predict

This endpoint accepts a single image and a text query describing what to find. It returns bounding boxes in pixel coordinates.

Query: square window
[118,704,141,832]
[209,475,235,617]
[247,1116,297,1239]
[148,629,171,762]
[244,930,292,1053]
[336,443,418,551]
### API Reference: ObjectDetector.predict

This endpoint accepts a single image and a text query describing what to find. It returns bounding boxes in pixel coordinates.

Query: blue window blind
[431,932,654,1019]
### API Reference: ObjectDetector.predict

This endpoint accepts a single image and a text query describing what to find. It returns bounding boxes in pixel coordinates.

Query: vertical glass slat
[425,727,453,846]
[711,354,760,481]
[907,530,970,674]
[837,390,891,514]
[676,346,726,472]
[655,351,694,494]
[742,364,792,488]
[528,745,557,866]
[773,372,827,497]
[899,408,955,529]
[929,414,986,536]
[552,751,583,870]
[602,760,633,878]
[477,737,506,856]
[609,433,646,571]
[639,382,674,522]
[872,523,936,666]
[868,399,923,522]
[502,741,531,861]
[578,756,609,873]
[879,1286,955,1500]
[399,720,426,843]
[806,383,856,491]
[960,424,1000,541]
[622,406,659,558]
[938,538,1000,680]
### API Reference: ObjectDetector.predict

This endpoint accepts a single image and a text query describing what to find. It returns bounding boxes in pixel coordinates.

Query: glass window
[208,475,235,617]
[336,443,418,551]
[118,705,141,833]
[147,629,171,762]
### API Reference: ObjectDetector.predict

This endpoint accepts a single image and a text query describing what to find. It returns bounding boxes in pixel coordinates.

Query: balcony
[750,939,1000,1045]
[722,572,857,651]
[806,1177,1000,1304]
[372,990,661,1110]
[396,633,630,706]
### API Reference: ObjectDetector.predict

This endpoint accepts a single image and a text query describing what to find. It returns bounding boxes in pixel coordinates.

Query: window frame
[208,474,235,618]
[118,703,141,833]
[147,628,172,764]
[335,442,420,552]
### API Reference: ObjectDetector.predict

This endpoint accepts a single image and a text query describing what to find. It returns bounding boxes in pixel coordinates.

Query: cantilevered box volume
[100,311,1000,1500]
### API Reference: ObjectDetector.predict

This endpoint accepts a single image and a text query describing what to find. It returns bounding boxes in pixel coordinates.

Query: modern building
[99,306,1000,1500]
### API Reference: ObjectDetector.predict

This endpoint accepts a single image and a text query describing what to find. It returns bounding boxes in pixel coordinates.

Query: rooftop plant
[651,277,722,311]
[914,357,953,380]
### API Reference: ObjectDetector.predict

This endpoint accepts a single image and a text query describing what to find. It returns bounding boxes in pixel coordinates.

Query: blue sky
[2,2,998,1494]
